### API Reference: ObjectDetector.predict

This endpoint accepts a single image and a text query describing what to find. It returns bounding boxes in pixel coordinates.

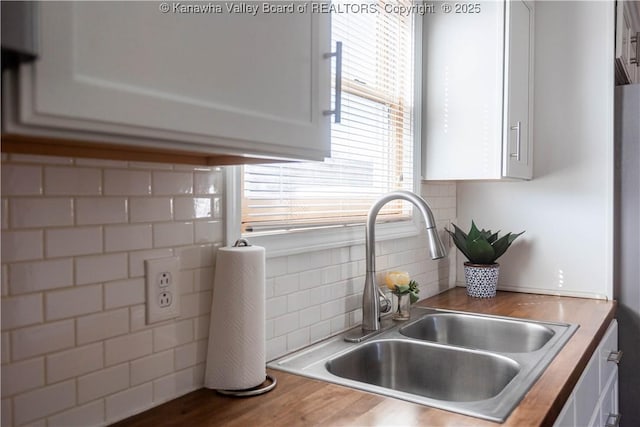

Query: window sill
[243,219,420,258]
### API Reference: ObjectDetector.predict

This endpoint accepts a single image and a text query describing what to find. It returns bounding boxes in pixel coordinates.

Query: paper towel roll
[204,243,266,390]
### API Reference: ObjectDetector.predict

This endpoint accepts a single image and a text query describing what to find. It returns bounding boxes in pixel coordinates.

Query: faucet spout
[361,190,446,333]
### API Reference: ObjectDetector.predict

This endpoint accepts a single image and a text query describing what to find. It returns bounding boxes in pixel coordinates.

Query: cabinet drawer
[598,320,619,389]
[574,351,600,427]
[600,373,619,427]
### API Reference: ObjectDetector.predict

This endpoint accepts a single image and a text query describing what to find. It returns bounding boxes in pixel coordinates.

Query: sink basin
[400,312,555,352]
[326,339,519,402]
[268,307,578,422]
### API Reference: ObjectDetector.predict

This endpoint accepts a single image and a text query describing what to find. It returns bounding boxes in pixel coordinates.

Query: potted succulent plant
[446,221,524,298]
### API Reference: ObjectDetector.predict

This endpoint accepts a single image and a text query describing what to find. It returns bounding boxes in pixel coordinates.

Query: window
[242,1,417,235]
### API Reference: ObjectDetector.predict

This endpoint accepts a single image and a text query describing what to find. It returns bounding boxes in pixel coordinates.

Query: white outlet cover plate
[145,256,181,324]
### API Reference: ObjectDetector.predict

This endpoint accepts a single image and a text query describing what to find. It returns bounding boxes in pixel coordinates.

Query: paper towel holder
[216,374,277,397]
[213,238,277,397]
[233,238,251,247]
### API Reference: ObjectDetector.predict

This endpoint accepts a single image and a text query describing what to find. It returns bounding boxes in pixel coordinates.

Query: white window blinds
[242,1,416,233]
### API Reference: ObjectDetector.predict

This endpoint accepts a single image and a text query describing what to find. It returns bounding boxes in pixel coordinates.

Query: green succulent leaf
[491,233,512,260]
[468,221,482,241]
[446,225,472,261]
[447,221,525,264]
[409,291,419,304]
[468,237,496,264]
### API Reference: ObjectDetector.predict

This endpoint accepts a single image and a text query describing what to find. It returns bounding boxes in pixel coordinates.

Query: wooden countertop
[113,288,616,427]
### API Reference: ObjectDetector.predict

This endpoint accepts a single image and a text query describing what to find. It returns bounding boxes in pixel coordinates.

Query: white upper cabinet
[422,0,534,180]
[2,2,331,161]
[615,0,640,85]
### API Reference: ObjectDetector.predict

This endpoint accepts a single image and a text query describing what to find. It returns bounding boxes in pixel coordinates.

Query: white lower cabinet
[554,320,621,427]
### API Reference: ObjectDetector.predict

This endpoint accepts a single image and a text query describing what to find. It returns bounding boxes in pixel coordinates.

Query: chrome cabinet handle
[631,32,639,66]
[605,413,621,427]
[510,121,522,161]
[323,41,342,123]
[607,350,623,364]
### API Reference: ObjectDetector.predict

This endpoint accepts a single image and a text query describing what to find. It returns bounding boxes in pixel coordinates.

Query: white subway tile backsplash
[11,320,75,360]
[13,380,76,425]
[274,274,299,296]
[76,308,129,344]
[106,383,153,423]
[9,258,73,294]
[153,222,194,248]
[298,305,322,327]
[193,315,210,340]
[45,285,102,320]
[194,171,220,194]
[104,169,151,196]
[130,198,173,223]
[77,363,129,404]
[1,198,8,230]
[44,167,101,195]
[130,350,174,386]
[75,253,128,285]
[179,291,212,319]
[1,164,42,196]
[9,154,72,165]
[76,197,128,225]
[128,248,174,278]
[152,373,179,403]
[179,244,216,270]
[105,224,153,252]
[1,294,43,330]
[192,267,214,292]
[105,278,145,309]
[152,171,193,195]
[47,400,105,427]
[287,328,309,351]
[46,227,102,258]
[153,320,194,352]
[2,230,43,262]
[1,398,12,427]
[130,304,147,332]
[1,357,44,396]
[105,330,152,366]
[309,320,331,345]
[174,340,207,370]
[174,197,212,220]
[46,343,104,383]
[194,220,223,244]
[287,290,311,312]
[266,296,287,320]
[1,332,10,364]
[273,312,299,336]
[9,198,74,228]
[0,154,456,426]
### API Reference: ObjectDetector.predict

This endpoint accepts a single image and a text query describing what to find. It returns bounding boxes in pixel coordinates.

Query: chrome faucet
[346,190,447,342]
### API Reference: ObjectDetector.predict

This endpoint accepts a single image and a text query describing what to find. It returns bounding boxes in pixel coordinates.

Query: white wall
[457,1,615,299]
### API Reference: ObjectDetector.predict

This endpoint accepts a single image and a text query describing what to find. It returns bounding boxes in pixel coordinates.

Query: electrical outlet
[145,256,180,324]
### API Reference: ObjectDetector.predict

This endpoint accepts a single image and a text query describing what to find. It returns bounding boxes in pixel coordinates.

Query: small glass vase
[392,293,411,321]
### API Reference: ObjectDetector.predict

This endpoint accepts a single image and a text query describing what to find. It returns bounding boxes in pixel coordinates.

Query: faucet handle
[378,288,392,313]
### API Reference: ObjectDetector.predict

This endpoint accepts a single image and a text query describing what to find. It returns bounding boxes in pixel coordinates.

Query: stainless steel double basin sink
[268,307,578,422]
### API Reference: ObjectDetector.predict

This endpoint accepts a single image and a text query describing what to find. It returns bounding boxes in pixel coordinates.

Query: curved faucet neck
[360,190,446,333]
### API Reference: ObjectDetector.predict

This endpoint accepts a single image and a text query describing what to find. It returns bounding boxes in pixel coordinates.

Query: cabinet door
[10,2,331,161]
[423,1,505,180]
[503,0,533,179]
[600,374,619,427]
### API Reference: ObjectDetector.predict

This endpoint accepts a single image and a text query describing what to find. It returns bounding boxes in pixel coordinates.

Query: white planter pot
[464,262,499,298]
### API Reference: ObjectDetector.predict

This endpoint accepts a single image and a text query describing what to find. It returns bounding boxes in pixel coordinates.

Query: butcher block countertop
[114,288,616,427]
